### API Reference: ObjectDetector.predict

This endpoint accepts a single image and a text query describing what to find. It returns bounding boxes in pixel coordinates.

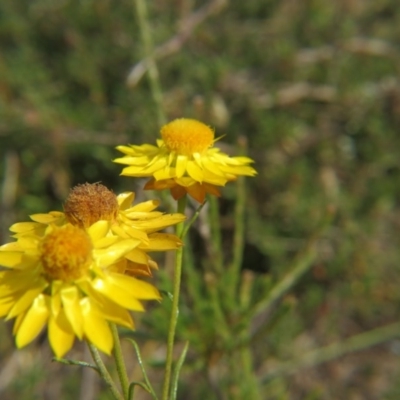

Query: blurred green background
[1,0,400,399]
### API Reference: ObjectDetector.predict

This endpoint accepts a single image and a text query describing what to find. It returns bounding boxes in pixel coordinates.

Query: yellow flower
[11,183,185,277]
[114,118,257,203]
[0,223,160,357]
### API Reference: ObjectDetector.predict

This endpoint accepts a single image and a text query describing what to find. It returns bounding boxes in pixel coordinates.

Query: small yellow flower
[11,183,185,277]
[114,118,257,203]
[0,223,160,357]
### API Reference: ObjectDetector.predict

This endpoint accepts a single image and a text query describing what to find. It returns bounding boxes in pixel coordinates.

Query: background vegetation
[1,0,400,399]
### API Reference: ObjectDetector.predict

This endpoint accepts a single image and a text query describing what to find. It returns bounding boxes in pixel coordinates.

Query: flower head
[11,183,185,277]
[0,222,160,357]
[114,118,257,203]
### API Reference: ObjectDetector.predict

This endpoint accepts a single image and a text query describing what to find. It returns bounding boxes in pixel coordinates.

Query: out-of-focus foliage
[1,0,400,399]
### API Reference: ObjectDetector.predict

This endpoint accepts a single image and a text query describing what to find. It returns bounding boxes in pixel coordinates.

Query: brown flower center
[64,183,118,228]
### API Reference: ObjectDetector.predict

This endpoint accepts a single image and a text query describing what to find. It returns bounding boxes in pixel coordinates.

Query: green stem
[230,175,246,306]
[181,201,207,239]
[53,357,98,371]
[261,321,400,381]
[87,342,124,400]
[133,0,166,126]
[162,196,187,400]
[237,346,260,400]
[111,323,130,399]
[170,341,189,400]
[128,339,158,399]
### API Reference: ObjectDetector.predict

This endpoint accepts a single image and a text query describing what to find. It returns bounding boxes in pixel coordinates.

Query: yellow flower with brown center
[11,183,185,277]
[114,118,257,203]
[0,223,160,357]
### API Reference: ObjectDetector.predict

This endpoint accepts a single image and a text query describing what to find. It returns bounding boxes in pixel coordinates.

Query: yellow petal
[10,222,40,234]
[110,224,130,239]
[124,261,155,277]
[16,236,40,250]
[49,310,75,358]
[60,286,84,339]
[175,155,188,178]
[30,212,65,224]
[0,252,23,268]
[16,294,49,348]
[114,156,149,165]
[106,273,161,300]
[154,166,174,181]
[128,214,186,232]
[0,242,23,251]
[50,284,62,314]
[117,192,135,210]
[0,297,14,317]
[89,295,134,329]
[218,164,257,176]
[88,221,111,242]
[113,224,149,244]
[7,281,48,319]
[93,236,119,249]
[13,311,25,335]
[121,157,167,176]
[145,233,182,251]
[0,269,39,295]
[115,145,134,155]
[124,210,163,220]
[127,199,160,212]
[201,157,228,177]
[226,156,255,165]
[90,277,145,311]
[125,249,150,264]
[186,160,204,182]
[201,170,228,185]
[120,166,148,176]
[94,239,141,266]
[81,298,113,354]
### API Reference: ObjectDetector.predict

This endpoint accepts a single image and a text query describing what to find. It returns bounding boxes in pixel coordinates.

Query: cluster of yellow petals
[114,118,257,203]
[0,117,257,358]
[12,184,185,277]
[0,183,185,357]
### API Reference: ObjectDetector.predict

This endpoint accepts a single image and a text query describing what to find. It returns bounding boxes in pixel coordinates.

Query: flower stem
[230,175,246,306]
[162,196,187,400]
[111,323,130,399]
[87,342,124,400]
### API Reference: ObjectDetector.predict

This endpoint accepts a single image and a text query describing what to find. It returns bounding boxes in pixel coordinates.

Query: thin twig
[53,357,99,372]
[87,343,124,400]
[111,323,130,399]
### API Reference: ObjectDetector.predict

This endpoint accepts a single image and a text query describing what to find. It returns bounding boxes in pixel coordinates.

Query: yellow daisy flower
[11,183,185,277]
[0,223,160,357]
[114,118,257,203]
